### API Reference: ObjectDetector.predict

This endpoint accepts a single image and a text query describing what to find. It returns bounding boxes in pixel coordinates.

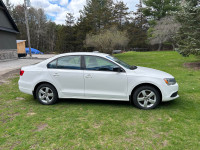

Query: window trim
[83,55,125,73]
[81,55,85,69]
[47,55,83,70]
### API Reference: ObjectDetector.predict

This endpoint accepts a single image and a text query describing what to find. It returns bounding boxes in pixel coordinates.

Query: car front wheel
[36,84,58,105]
[132,86,161,110]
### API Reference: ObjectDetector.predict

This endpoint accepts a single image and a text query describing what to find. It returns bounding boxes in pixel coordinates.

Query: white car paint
[84,70,127,100]
[18,52,179,102]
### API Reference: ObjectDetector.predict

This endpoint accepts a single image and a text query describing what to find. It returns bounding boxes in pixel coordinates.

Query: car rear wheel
[132,86,161,110]
[36,84,58,105]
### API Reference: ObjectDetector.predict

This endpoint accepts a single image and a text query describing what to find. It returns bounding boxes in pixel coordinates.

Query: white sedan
[18,52,179,109]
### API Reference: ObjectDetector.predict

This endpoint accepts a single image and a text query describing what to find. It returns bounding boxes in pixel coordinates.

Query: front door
[83,56,128,100]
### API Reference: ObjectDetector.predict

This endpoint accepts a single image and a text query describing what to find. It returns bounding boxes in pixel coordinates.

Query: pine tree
[66,13,75,27]
[126,1,148,49]
[176,0,200,56]
[142,0,181,20]
[65,13,76,52]
[56,25,67,53]
[113,1,129,28]
[81,0,114,32]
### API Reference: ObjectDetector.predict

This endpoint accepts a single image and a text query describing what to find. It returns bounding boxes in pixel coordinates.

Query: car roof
[36,52,110,67]
[58,52,109,57]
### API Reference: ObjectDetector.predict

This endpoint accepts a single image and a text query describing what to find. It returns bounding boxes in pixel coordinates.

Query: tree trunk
[172,43,175,51]
[158,42,162,51]
[37,33,40,50]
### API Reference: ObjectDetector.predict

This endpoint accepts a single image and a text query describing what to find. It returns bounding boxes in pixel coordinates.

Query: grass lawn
[0,51,200,149]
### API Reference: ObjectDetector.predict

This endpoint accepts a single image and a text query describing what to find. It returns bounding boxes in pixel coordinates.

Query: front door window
[84,56,118,71]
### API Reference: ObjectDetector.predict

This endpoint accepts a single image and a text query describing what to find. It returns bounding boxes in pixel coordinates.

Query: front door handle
[85,74,92,78]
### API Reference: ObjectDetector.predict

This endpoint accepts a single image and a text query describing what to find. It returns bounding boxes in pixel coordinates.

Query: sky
[3,0,139,24]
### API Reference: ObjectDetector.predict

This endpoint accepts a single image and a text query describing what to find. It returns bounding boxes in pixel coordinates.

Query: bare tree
[36,8,47,50]
[6,0,13,13]
[149,16,181,50]
[86,26,129,54]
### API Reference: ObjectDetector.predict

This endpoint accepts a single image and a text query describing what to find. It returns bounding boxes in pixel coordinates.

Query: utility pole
[139,0,142,24]
[24,0,32,57]
[6,0,9,6]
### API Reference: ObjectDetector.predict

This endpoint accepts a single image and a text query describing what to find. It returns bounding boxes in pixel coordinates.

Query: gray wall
[0,31,18,60]
[0,3,18,60]
[0,30,17,49]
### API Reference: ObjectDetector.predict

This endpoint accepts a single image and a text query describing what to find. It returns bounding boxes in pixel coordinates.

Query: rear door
[48,55,84,98]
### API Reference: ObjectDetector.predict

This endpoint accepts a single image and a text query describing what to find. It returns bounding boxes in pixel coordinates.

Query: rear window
[47,56,81,70]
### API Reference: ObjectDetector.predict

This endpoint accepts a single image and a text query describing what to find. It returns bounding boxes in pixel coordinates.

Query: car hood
[131,66,174,78]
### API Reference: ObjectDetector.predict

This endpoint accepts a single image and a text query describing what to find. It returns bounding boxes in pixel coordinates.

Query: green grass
[0,51,200,149]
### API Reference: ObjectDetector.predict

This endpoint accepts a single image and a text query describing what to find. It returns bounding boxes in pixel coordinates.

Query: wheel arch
[33,82,59,99]
[130,83,162,102]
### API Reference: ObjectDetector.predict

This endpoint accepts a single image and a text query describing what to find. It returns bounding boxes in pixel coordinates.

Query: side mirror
[113,67,123,73]
[130,65,137,70]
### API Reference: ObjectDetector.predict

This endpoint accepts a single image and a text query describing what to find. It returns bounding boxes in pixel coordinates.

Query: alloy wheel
[38,87,54,104]
[137,90,157,108]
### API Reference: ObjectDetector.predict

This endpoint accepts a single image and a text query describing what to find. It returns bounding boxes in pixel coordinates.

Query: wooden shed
[16,40,27,57]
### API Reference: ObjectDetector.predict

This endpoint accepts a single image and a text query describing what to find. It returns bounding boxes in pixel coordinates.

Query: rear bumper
[19,86,32,95]
[18,80,33,95]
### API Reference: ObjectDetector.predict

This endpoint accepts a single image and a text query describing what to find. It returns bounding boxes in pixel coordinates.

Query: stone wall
[0,49,18,61]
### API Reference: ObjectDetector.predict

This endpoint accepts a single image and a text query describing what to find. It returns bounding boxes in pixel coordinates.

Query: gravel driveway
[0,54,55,84]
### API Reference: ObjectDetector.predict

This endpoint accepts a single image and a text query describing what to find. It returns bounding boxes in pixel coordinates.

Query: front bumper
[162,94,179,102]
[162,83,179,102]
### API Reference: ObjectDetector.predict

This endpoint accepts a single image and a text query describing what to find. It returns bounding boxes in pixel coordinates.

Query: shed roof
[17,40,26,43]
[0,0,19,33]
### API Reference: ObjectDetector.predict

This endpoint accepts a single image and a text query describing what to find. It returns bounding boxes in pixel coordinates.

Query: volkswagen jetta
[18,52,179,109]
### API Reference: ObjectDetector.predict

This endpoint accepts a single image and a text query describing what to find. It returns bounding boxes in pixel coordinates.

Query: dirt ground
[184,62,200,70]
[0,69,19,85]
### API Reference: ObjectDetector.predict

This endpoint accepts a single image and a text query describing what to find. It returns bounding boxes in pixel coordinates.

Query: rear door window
[57,56,81,70]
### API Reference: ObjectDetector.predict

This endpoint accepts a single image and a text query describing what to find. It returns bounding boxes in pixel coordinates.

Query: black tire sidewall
[133,86,161,110]
[36,84,58,105]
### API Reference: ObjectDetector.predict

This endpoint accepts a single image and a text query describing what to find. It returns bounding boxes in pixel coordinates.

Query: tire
[132,86,161,110]
[36,83,58,105]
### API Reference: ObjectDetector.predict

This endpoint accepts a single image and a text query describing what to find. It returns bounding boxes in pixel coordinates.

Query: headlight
[164,78,176,85]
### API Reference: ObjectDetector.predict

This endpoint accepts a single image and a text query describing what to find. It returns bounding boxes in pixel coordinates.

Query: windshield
[106,55,136,69]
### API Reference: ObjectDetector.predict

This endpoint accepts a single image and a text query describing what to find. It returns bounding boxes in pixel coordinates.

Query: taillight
[20,70,24,76]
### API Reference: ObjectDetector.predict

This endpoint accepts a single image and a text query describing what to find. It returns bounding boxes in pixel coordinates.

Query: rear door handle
[53,73,59,77]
